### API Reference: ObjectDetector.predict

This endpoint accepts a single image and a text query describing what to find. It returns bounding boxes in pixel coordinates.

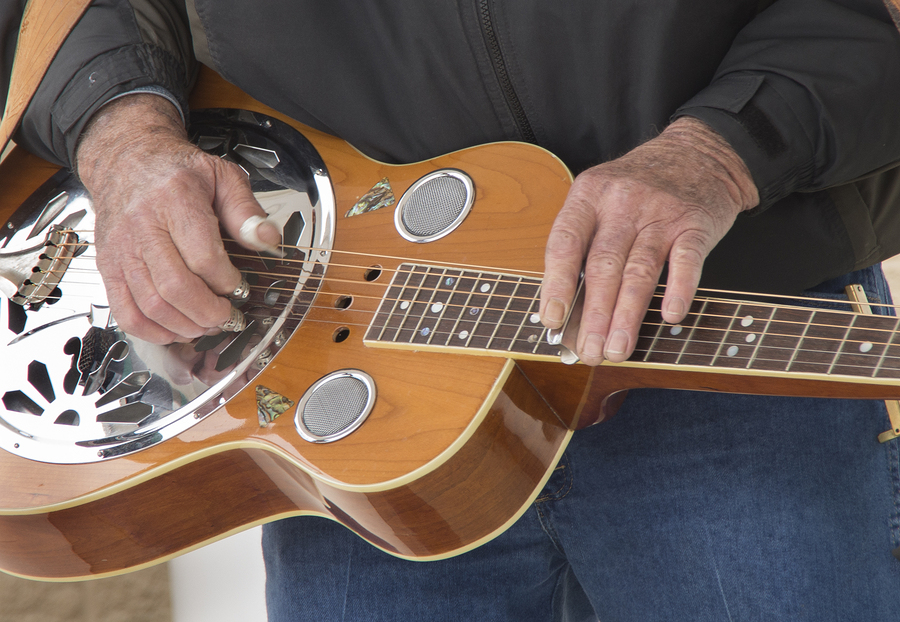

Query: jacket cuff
[51,43,189,169]
[673,72,820,211]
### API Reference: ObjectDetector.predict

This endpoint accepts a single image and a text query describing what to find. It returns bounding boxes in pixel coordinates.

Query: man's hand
[539,117,759,366]
[76,94,281,344]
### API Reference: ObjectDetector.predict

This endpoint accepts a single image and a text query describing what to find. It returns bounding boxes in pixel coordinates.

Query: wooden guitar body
[0,69,595,580]
[3,69,900,582]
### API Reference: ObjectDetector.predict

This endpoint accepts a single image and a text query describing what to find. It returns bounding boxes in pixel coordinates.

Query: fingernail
[606,329,629,357]
[665,297,685,319]
[240,215,285,257]
[582,333,605,361]
[544,298,566,327]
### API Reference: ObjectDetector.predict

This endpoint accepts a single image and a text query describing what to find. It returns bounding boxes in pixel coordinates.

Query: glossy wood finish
[4,68,900,580]
[0,364,570,579]
[0,68,579,579]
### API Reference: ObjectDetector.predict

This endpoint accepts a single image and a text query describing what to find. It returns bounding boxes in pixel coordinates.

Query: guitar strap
[0,0,93,156]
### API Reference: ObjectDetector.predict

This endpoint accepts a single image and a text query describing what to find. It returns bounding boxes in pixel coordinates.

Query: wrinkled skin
[78,96,758,360]
[539,117,758,365]
[76,94,280,344]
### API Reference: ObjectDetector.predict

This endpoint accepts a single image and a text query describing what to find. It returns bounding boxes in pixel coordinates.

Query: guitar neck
[364,262,900,388]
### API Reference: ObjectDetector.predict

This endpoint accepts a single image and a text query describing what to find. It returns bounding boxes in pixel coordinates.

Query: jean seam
[886,431,900,552]
[536,455,574,503]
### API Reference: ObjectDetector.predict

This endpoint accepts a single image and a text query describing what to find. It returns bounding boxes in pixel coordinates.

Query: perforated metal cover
[295,370,375,443]
[394,170,474,242]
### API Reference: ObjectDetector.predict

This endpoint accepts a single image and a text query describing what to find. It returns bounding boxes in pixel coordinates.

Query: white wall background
[169,526,268,622]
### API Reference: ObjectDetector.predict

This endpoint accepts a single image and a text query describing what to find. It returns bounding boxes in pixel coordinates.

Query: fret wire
[405,268,444,345]
[710,302,741,367]
[642,309,667,363]
[373,263,416,343]
[675,299,710,365]
[785,309,814,372]
[873,316,900,378]
[423,267,452,346]
[445,271,480,347]
[827,314,858,375]
[461,272,487,349]
[392,265,428,344]
[486,275,521,351]
[746,305,776,370]
[642,333,887,366]
[431,269,465,347]
[507,278,534,352]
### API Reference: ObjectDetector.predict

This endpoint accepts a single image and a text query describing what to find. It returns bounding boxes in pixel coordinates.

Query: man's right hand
[76,94,281,344]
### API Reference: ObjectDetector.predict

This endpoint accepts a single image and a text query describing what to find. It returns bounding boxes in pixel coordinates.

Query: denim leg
[263,264,900,621]
[542,390,900,622]
[262,507,595,622]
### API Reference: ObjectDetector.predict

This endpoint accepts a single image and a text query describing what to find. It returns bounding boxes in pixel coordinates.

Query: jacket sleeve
[674,0,900,210]
[0,0,196,168]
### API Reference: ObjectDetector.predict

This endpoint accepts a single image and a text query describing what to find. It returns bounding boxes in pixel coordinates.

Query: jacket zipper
[478,0,537,143]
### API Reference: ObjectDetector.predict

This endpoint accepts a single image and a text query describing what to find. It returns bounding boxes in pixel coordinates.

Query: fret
[678,300,737,367]
[830,313,894,377]
[788,310,853,375]
[409,267,459,346]
[633,293,665,362]
[396,268,444,344]
[873,317,900,378]
[634,297,708,365]
[825,316,855,375]
[448,273,495,348]
[468,275,520,350]
[430,269,469,346]
[488,277,534,352]
[746,307,813,373]
[505,279,553,355]
[708,303,776,370]
[366,264,424,343]
[709,304,741,367]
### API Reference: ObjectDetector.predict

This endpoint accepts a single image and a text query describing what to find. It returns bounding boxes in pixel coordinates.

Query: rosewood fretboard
[365,263,900,383]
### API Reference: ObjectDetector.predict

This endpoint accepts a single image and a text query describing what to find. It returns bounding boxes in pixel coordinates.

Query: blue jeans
[263,266,900,621]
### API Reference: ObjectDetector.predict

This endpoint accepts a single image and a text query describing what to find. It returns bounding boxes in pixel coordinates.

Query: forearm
[4,0,195,169]
[76,93,186,193]
[675,0,900,208]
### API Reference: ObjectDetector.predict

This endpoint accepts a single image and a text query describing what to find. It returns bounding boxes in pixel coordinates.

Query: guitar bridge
[0,210,87,308]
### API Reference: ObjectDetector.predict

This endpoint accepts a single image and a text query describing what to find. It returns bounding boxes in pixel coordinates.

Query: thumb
[212,159,283,255]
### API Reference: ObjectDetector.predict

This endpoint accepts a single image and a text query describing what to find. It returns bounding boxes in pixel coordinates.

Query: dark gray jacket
[3,0,900,293]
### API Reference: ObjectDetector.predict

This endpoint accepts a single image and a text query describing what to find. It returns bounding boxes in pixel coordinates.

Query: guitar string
[51,238,900,316]
[33,287,900,378]
[36,251,900,359]
[51,247,900,336]
[33,242,900,368]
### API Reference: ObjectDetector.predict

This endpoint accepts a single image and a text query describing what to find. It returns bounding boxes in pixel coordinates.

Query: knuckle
[584,247,624,274]
[154,272,192,302]
[621,258,661,284]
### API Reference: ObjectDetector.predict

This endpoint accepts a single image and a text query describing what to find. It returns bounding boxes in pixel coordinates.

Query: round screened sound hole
[294,370,376,442]
[332,327,350,343]
[394,170,474,243]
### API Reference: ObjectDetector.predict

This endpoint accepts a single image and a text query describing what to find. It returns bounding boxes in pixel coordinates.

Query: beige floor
[0,564,171,622]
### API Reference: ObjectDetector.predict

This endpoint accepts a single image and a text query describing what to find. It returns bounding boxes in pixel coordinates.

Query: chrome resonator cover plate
[0,109,335,463]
